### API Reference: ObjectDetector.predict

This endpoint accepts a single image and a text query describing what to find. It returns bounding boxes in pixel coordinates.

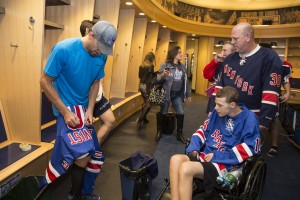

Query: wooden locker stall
[126,18,148,93]
[155,28,171,70]
[110,9,135,98]
[143,23,159,61]
[0,0,52,188]
[171,32,187,64]
[94,0,120,99]
[196,36,214,96]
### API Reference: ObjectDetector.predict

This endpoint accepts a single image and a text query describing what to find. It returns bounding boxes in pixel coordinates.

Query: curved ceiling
[178,0,300,10]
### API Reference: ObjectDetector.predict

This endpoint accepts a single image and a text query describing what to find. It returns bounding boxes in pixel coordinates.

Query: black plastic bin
[161,112,176,135]
[119,152,158,200]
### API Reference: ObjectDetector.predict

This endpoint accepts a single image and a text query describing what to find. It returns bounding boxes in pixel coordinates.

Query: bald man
[210,22,283,131]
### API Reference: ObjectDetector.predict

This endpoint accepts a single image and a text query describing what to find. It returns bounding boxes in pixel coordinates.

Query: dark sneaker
[67,193,100,200]
[82,194,100,200]
[267,148,278,157]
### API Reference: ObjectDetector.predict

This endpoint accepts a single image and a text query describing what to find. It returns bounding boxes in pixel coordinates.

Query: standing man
[211,22,283,131]
[80,20,116,144]
[40,20,117,200]
[203,42,235,113]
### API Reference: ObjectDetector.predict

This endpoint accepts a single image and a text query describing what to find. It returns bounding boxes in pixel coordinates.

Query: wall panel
[196,36,214,95]
[126,18,147,92]
[155,28,170,70]
[94,0,120,99]
[143,23,159,60]
[110,9,135,98]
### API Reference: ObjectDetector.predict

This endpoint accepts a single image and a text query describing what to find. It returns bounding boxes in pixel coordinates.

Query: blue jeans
[160,95,184,115]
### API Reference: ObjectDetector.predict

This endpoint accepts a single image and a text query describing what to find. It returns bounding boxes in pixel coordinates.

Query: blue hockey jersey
[186,105,261,176]
[211,45,283,128]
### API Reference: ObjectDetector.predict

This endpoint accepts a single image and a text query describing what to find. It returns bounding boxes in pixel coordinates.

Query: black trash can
[161,112,176,135]
[119,151,158,200]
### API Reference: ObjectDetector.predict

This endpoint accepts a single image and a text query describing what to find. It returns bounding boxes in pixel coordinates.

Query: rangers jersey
[39,105,104,195]
[211,45,283,127]
[186,104,261,176]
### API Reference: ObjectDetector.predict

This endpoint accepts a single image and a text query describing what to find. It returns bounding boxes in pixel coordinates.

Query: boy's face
[215,97,232,117]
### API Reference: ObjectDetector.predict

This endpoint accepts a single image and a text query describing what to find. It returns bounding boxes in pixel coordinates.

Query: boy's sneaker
[267,148,278,157]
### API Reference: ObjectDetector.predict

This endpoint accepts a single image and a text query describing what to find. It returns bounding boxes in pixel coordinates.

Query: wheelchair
[156,155,266,200]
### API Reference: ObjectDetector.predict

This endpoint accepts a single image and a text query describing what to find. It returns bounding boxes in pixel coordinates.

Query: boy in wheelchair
[169,86,261,200]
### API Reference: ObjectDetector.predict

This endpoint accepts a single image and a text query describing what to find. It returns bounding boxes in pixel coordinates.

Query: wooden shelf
[46,0,70,6]
[44,20,64,29]
[271,46,286,49]
[0,6,5,14]
[289,46,300,49]
[287,54,300,57]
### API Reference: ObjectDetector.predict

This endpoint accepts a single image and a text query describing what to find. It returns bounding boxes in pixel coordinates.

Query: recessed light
[139,13,145,16]
[163,25,167,28]
[192,34,196,36]
[125,2,133,5]
[151,20,156,23]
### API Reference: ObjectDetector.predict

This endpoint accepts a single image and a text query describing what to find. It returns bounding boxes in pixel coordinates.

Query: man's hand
[280,93,290,102]
[84,109,94,126]
[185,97,192,103]
[204,153,214,162]
[63,110,80,127]
[214,53,224,63]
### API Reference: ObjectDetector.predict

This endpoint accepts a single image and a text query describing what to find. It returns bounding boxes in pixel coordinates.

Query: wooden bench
[0,100,53,198]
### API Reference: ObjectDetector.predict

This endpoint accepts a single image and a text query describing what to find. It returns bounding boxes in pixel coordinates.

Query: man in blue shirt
[40,20,117,200]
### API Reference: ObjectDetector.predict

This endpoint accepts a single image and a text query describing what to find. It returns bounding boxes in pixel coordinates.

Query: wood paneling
[94,0,120,99]
[43,0,95,67]
[143,23,159,60]
[126,18,148,92]
[0,0,44,142]
[171,32,187,64]
[196,37,214,95]
[156,28,170,70]
[110,9,135,98]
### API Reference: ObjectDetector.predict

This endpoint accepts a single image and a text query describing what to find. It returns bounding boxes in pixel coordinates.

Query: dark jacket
[157,62,191,102]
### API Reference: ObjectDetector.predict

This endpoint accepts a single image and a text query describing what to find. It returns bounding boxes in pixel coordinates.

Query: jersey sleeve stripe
[195,129,206,143]
[233,143,253,163]
[45,161,60,183]
[212,162,228,176]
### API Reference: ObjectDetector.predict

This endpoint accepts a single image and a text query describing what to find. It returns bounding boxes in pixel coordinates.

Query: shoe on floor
[67,193,100,200]
[267,148,278,157]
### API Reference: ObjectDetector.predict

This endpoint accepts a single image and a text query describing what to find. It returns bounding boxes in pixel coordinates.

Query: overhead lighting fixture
[139,13,145,16]
[151,20,156,23]
[192,34,196,36]
[125,2,133,5]
[163,25,167,28]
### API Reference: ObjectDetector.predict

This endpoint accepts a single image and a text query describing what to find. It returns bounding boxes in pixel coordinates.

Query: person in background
[80,20,116,144]
[136,52,156,129]
[203,41,235,114]
[210,22,283,133]
[40,20,117,200]
[169,86,261,200]
[155,46,191,143]
[259,43,292,157]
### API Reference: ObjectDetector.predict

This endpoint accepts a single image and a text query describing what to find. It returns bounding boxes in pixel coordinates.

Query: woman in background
[155,46,191,143]
[137,52,156,129]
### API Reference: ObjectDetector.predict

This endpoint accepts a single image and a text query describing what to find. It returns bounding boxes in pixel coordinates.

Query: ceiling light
[151,20,156,23]
[139,13,145,16]
[125,2,133,5]
[192,34,196,36]
[163,25,167,28]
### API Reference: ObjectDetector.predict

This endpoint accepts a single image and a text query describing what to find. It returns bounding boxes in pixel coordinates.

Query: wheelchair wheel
[242,159,266,200]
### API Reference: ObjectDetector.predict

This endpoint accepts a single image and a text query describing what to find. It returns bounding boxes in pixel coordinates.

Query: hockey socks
[71,163,86,197]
